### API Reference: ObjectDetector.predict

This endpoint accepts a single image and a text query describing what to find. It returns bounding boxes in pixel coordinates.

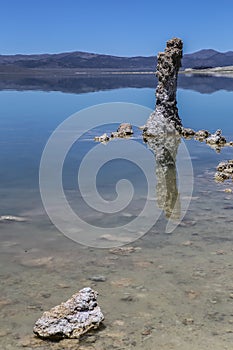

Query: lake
[0,74,233,349]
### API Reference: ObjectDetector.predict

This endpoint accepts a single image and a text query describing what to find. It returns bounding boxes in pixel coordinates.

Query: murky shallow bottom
[0,166,233,350]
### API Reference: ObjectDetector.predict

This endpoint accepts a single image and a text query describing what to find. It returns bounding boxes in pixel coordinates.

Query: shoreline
[181,65,233,77]
[0,68,156,77]
[2,67,233,78]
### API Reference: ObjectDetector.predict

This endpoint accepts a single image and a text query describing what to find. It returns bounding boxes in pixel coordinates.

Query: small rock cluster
[182,128,211,141]
[177,127,233,185]
[181,128,196,139]
[33,287,104,340]
[206,129,226,145]
[215,160,233,182]
[194,129,210,141]
[94,133,109,142]
[94,123,133,143]
[182,127,228,150]
[111,123,133,138]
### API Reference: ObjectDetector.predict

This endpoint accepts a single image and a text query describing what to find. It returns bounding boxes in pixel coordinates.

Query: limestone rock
[194,130,210,141]
[144,38,183,136]
[111,131,120,138]
[117,123,133,135]
[94,133,109,142]
[111,123,133,138]
[206,129,226,145]
[33,287,104,340]
[217,159,233,172]
[181,127,195,138]
[214,172,229,182]
[215,160,233,182]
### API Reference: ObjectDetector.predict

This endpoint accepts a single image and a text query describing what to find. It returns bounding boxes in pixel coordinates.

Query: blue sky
[1,0,233,56]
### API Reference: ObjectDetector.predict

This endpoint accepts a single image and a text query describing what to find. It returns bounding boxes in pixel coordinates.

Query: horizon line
[0,48,232,58]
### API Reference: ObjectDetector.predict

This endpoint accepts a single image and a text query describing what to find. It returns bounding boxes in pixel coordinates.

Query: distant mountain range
[0,52,155,71]
[1,49,233,72]
[182,49,233,69]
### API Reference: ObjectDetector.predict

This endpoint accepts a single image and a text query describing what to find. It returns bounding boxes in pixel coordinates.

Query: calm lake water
[0,76,233,349]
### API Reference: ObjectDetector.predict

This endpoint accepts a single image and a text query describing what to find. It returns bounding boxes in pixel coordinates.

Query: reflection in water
[1,73,233,94]
[145,132,181,220]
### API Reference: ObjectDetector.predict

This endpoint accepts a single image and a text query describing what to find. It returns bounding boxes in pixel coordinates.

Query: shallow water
[0,79,233,349]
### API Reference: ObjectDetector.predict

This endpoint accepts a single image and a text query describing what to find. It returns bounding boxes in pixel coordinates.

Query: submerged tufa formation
[111,123,133,138]
[206,129,226,145]
[215,160,233,182]
[144,38,183,136]
[94,123,133,142]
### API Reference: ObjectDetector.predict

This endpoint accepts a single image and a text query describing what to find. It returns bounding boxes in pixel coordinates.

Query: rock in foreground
[33,287,104,340]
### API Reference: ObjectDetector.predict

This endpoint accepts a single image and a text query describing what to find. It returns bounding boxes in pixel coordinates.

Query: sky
[1,0,233,56]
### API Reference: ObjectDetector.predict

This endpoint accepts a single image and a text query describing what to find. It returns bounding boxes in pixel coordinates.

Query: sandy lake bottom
[0,86,233,349]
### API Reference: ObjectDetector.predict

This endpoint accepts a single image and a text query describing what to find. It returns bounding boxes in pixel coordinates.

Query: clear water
[0,78,233,349]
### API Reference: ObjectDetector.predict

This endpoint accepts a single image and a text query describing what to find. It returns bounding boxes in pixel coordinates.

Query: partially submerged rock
[0,215,27,223]
[111,123,133,138]
[215,172,229,182]
[88,276,106,282]
[206,129,226,145]
[215,160,233,182]
[110,131,119,138]
[144,38,183,137]
[33,287,104,340]
[194,130,210,141]
[94,133,109,143]
[94,124,133,142]
[109,246,140,255]
[217,160,233,172]
[181,127,195,139]
[117,122,133,135]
